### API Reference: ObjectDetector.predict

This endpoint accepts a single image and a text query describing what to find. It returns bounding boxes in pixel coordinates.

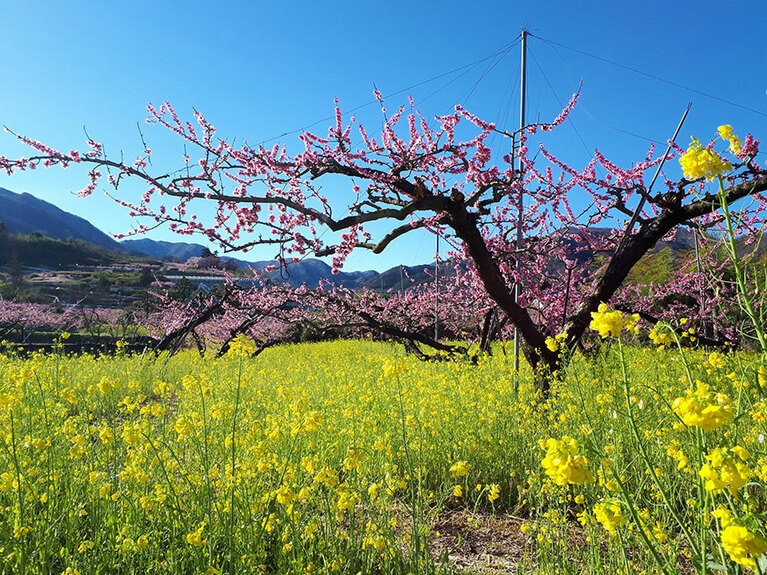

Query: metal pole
[618,103,691,248]
[434,232,440,341]
[513,30,527,383]
[694,228,706,338]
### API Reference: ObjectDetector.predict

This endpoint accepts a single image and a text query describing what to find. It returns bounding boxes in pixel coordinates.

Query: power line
[257,38,521,146]
[535,35,767,118]
[530,49,592,157]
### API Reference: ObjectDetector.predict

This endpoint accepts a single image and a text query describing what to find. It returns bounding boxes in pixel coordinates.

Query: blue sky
[1,0,766,271]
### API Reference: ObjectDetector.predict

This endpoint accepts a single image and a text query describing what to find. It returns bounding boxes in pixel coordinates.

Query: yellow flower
[449,460,470,478]
[708,351,727,369]
[593,499,626,535]
[186,522,207,547]
[382,359,407,378]
[672,382,734,431]
[679,136,731,180]
[136,534,149,550]
[666,442,689,470]
[314,466,339,488]
[649,326,674,348]
[589,303,624,338]
[301,411,322,433]
[720,523,767,570]
[227,333,256,357]
[336,488,358,512]
[545,337,559,352]
[174,415,194,438]
[718,124,735,141]
[718,124,742,155]
[452,484,463,498]
[275,485,295,506]
[699,447,753,496]
[97,376,114,395]
[0,391,22,411]
[713,507,734,528]
[540,436,593,486]
[623,313,641,334]
[487,484,501,503]
[652,523,669,544]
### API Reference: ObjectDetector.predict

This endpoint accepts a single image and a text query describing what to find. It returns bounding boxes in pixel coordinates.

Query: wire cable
[257,37,522,146]
[535,35,767,118]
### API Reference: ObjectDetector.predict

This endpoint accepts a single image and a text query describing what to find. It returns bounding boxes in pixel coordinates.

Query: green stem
[9,411,26,574]
[717,175,767,354]
[694,428,709,575]
[198,382,215,563]
[616,338,698,567]
[228,357,243,574]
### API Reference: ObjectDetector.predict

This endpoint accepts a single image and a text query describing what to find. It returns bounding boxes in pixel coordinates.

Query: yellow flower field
[0,336,765,574]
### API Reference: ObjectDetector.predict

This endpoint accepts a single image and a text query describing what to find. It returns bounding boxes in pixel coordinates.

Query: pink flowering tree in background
[3,95,767,392]
[0,299,147,343]
[144,266,492,360]
[618,244,743,346]
[0,301,81,341]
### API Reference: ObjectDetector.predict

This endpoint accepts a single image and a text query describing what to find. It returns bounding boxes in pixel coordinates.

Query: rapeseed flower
[336,488,358,512]
[186,522,207,547]
[545,337,559,352]
[227,333,256,357]
[624,312,641,334]
[672,381,734,431]
[382,359,407,378]
[721,524,767,570]
[540,436,593,486]
[699,446,753,496]
[449,460,470,478]
[713,511,767,571]
[174,415,194,438]
[666,442,689,471]
[718,124,742,155]
[545,332,568,352]
[593,499,626,535]
[679,136,731,181]
[649,326,674,348]
[589,303,624,338]
[708,351,727,369]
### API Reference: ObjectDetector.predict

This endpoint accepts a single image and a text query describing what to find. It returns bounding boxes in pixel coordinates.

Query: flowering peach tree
[144,266,491,360]
[3,96,767,392]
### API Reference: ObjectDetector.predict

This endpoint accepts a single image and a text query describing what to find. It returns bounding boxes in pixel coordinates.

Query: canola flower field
[1,323,766,575]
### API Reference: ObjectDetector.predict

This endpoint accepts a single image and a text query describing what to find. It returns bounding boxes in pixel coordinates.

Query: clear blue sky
[1,0,766,271]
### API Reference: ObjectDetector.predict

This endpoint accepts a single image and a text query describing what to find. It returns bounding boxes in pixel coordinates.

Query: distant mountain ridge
[0,187,427,290]
[0,187,124,250]
[120,238,205,261]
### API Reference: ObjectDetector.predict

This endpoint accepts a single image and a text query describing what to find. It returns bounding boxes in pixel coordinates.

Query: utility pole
[434,232,440,341]
[513,30,528,386]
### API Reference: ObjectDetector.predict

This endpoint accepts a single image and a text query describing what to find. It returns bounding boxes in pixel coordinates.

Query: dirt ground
[430,510,531,574]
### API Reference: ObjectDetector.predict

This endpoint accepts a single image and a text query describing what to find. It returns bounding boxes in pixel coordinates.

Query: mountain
[246,258,383,290]
[121,240,386,288]
[0,187,126,251]
[0,187,410,289]
[120,238,205,261]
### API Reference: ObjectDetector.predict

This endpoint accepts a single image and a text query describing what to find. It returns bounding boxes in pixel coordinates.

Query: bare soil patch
[430,510,531,574]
